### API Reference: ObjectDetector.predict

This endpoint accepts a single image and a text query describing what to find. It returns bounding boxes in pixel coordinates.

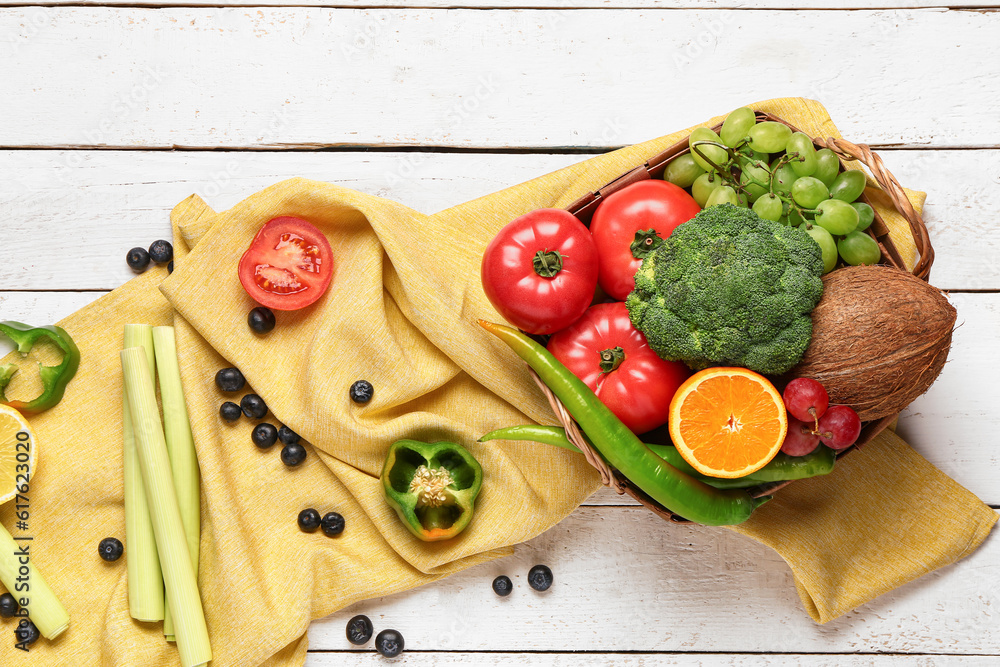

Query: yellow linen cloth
[1,98,995,665]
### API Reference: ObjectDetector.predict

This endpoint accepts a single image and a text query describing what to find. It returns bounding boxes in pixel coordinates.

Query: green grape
[664,154,706,189]
[748,121,792,153]
[838,231,881,266]
[752,193,783,221]
[851,202,875,231]
[770,160,799,197]
[785,132,818,177]
[804,224,838,274]
[692,172,723,207]
[689,127,729,172]
[828,170,866,203]
[813,148,840,186]
[814,198,860,235]
[721,107,756,148]
[739,160,771,203]
[705,185,738,208]
[791,176,830,209]
[736,192,749,208]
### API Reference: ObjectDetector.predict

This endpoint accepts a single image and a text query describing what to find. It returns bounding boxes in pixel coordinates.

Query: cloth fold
[2,97,994,666]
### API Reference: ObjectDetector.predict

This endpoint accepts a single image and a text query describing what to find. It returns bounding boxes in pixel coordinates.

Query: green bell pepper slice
[0,321,81,415]
[381,440,483,542]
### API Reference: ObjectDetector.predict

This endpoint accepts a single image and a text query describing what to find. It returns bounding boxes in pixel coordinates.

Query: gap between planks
[4,144,1000,153]
[1,2,998,8]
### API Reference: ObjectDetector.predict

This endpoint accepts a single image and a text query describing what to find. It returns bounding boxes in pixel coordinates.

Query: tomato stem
[598,346,626,374]
[532,250,564,278]
[629,229,663,260]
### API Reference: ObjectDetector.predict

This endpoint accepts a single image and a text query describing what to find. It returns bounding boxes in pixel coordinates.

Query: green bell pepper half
[0,321,81,415]
[381,439,483,542]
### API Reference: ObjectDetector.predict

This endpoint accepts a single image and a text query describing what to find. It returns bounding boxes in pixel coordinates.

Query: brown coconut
[786,265,956,421]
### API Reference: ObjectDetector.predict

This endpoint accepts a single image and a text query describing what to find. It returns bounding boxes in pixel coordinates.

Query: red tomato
[238,216,334,311]
[547,302,690,434]
[590,180,701,300]
[481,209,599,335]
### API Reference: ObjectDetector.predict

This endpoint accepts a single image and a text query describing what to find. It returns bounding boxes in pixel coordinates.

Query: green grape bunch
[664,107,883,273]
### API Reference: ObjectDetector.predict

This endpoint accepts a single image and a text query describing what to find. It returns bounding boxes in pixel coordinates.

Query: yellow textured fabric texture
[1,98,994,665]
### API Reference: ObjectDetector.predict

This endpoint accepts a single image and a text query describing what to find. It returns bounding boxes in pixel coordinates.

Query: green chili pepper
[0,321,81,415]
[480,424,835,489]
[381,439,483,541]
[479,320,765,526]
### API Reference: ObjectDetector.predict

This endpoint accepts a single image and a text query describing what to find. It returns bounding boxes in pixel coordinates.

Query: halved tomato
[238,217,334,311]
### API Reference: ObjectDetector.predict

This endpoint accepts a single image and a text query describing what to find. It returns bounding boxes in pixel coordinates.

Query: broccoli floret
[625,203,824,376]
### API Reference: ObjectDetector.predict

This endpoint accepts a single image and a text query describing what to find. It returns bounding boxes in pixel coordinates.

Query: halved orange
[668,367,787,479]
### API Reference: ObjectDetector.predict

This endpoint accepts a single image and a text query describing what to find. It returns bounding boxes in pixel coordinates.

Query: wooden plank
[304,654,1000,666]
[305,506,1000,653]
[0,291,104,326]
[3,0,997,8]
[1,149,997,291]
[2,8,999,149]
[0,150,586,289]
[4,289,998,506]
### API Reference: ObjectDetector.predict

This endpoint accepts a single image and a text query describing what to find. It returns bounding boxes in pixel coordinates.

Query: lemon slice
[0,404,36,505]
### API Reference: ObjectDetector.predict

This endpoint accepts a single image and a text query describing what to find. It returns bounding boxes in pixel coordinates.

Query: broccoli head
[625,203,824,376]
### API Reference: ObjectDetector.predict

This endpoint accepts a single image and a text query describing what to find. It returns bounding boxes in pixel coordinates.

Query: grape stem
[690,140,736,176]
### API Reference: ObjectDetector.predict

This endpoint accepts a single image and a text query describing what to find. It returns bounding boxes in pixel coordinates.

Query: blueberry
[277,425,300,445]
[349,380,373,404]
[298,508,321,532]
[220,401,242,422]
[167,260,174,274]
[98,537,124,562]
[346,614,373,645]
[0,593,17,618]
[492,575,513,597]
[15,620,39,646]
[375,629,404,658]
[215,367,246,393]
[281,442,307,467]
[248,307,276,334]
[252,423,278,449]
[148,239,173,264]
[126,247,150,273]
[527,564,553,591]
[321,512,345,537]
[240,394,267,420]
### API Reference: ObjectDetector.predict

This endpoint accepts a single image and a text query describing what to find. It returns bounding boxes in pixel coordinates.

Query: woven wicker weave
[544,111,936,523]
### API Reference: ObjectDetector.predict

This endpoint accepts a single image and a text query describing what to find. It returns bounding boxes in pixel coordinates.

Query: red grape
[781,417,821,456]
[816,405,862,450]
[783,378,829,423]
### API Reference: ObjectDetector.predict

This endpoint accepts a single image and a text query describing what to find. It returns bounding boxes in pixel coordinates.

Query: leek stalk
[0,526,70,639]
[122,347,212,667]
[122,324,164,622]
[152,327,200,643]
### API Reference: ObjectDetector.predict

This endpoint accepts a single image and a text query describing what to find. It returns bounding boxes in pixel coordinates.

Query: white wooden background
[2,1,1000,664]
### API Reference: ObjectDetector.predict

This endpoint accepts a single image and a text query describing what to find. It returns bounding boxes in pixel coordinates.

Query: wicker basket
[538,111,936,523]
